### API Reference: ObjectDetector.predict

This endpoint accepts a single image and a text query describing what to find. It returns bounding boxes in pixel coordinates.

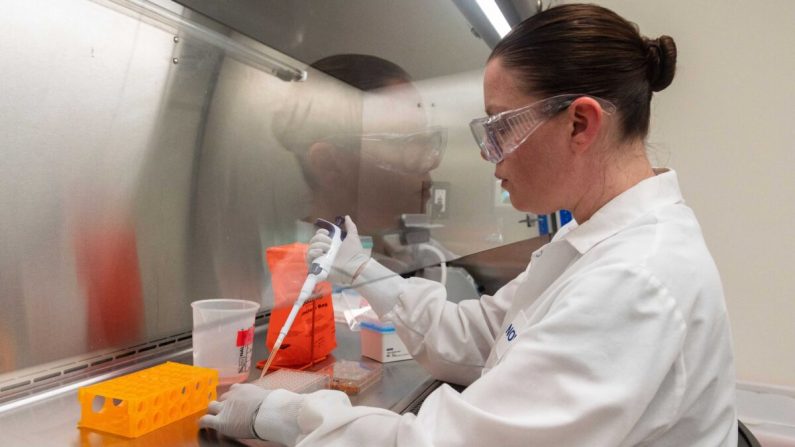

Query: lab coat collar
[562,168,684,254]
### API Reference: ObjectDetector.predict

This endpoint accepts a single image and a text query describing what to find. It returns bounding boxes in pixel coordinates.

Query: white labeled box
[359,320,412,363]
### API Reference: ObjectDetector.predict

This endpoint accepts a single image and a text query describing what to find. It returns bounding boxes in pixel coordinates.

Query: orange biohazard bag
[262,243,336,370]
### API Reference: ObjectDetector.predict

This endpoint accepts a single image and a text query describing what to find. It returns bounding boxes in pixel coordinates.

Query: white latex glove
[199,383,270,440]
[306,215,370,286]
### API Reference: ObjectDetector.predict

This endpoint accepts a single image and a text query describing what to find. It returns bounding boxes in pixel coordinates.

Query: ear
[567,97,605,154]
[306,141,356,188]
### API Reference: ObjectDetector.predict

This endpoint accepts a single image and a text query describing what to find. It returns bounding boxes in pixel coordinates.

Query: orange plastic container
[77,362,218,438]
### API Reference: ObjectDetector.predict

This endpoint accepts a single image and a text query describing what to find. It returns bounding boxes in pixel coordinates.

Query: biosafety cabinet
[2,0,792,445]
[0,0,547,444]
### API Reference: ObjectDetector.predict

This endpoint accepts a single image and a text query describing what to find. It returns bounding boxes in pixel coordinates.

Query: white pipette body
[260,219,344,377]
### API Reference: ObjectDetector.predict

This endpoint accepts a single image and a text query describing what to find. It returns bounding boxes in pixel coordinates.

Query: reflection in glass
[0,0,534,385]
[273,54,451,274]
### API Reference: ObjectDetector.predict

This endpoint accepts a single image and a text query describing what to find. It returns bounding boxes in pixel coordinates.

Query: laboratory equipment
[360,320,412,363]
[191,299,259,384]
[77,362,217,438]
[260,218,344,377]
[264,242,337,369]
[469,94,615,163]
[324,359,383,395]
[251,368,329,394]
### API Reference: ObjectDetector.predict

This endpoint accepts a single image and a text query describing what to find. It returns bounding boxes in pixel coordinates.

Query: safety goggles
[325,126,447,175]
[469,94,616,164]
[361,126,446,175]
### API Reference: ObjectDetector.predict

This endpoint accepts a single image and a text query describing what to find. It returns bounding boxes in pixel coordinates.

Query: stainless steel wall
[2,0,187,373]
[0,0,309,375]
[0,0,539,379]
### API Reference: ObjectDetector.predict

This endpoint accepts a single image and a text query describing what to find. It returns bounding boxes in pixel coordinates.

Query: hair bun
[644,35,677,92]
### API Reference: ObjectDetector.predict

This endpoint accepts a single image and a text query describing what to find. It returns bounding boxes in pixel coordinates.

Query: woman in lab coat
[200,4,737,445]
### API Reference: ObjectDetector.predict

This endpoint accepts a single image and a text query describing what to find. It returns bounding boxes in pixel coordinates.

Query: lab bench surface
[0,323,435,446]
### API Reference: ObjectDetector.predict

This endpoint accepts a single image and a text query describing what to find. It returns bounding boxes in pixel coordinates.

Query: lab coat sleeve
[256,262,688,447]
[354,257,531,385]
[255,389,431,446]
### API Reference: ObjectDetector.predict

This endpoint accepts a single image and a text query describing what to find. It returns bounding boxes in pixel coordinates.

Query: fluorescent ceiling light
[475,0,511,37]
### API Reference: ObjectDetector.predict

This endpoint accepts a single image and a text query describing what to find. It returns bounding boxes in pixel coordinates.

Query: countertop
[0,322,435,446]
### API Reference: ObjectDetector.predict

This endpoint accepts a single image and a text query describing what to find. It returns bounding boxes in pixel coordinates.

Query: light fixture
[475,0,512,38]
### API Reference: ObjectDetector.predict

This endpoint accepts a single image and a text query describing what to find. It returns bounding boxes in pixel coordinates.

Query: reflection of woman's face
[356,84,434,233]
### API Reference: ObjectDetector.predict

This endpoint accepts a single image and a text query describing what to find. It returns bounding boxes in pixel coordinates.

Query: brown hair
[490,4,677,140]
[273,54,414,189]
[311,54,412,91]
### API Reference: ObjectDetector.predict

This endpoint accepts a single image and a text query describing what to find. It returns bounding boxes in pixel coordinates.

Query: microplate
[324,359,382,395]
[251,369,329,394]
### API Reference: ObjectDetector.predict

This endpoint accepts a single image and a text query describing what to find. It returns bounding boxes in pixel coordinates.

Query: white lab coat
[255,169,738,446]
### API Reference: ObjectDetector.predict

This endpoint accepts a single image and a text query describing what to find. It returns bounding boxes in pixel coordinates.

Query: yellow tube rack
[78,362,218,438]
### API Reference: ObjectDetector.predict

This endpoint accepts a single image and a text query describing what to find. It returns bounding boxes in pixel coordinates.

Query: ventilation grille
[0,311,268,411]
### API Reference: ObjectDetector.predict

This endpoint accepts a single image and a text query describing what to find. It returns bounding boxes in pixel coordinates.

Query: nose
[494,162,506,179]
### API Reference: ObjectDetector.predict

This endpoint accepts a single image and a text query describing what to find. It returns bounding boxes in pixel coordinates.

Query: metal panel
[0,324,434,446]
[0,0,541,389]
[1,0,182,373]
[172,0,492,81]
[0,0,313,377]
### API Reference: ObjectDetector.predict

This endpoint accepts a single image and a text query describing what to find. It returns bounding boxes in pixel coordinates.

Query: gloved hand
[199,383,270,440]
[306,215,370,285]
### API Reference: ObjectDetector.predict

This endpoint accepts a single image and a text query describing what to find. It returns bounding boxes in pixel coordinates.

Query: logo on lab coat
[505,323,517,341]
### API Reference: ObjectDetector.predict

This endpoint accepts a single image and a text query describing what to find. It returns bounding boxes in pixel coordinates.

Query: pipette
[260,218,344,378]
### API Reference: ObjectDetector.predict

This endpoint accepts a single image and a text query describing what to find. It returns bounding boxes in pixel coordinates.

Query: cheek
[503,140,562,212]
[509,141,552,186]
[358,170,425,210]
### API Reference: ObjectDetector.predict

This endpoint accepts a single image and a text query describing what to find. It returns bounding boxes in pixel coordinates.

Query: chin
[508,196,531,213]
[510,197,548,215]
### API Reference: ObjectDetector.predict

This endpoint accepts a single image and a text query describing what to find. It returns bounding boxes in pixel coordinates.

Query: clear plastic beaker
[191,299,259,385]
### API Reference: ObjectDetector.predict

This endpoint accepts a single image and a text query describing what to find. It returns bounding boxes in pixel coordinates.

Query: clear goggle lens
[327,126,448,175]
[469,95,615,163]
